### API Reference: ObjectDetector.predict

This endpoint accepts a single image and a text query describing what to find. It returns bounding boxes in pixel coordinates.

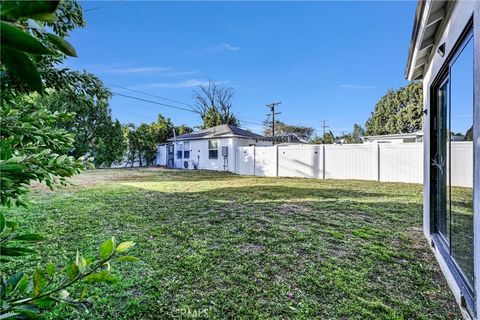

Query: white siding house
[156,124,269,172]
[406,1,479,318]
[361,131,423,144]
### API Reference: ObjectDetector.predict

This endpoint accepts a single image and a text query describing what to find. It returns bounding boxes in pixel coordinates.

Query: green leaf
[6,272,23,291]
[0,247,35,256]
[0,0,59,21]
[33,268,46,297]
[66,263,79,281]
[56,154,67,164]
[116,256,139,263]
[0,46,43,93]
[33,296,56,308]
[0,212,5,233]
[0,22,51,54]
[46,33,77,57]
[45,262,55,278]
[78,256,87,273]
[99,237,115,259]
[16,275,29,294]
[12,233,45,241]
[83,271,116,284]
[79,287,87,299]
[116,241,135,253]
[0,312,21,319]
[13,303,40,317]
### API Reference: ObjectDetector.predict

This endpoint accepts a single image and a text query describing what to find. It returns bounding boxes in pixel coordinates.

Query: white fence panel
[234,142,473,186]
[324,145,376,180]
[254,147,277,177]
[450,142,473,188]
[278,145,323,178]
[379,144,423,183]
[236,146,255,175]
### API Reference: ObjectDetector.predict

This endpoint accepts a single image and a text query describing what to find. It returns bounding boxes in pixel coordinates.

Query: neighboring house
[361,131,423,144]
[405,1,478,318]
[157,124,268,171]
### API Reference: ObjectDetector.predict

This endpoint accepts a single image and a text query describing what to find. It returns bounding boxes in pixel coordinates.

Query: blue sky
[65,1,417,135]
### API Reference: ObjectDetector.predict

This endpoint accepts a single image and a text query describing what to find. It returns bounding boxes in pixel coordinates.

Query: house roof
[405,0,452,80]
[168,124,264,141]
[362,131,423,141]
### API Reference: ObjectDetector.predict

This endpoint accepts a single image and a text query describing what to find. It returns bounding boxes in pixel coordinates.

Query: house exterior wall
[420,2,479,318]
[172,137,259,172]
[155,145,168,166]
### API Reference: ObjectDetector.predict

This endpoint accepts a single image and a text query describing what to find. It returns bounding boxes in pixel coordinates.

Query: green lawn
[1,168,462,319]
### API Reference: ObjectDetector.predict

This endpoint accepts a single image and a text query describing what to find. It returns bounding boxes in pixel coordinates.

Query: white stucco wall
[155,145,167,166]
[172,137,259,172]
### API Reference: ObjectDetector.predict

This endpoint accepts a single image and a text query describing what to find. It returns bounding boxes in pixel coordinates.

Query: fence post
[253,146,256,176]
[275,145,279,177]
[375,143,380,181]
[322,145,326,180]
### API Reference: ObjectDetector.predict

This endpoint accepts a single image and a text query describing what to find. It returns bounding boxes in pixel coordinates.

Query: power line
[112,91,265,126]
[112,92,201,114]
[112,84,196,110]
[266,101,282,144]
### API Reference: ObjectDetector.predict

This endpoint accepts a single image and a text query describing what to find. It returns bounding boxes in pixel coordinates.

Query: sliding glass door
[431,30,474,294]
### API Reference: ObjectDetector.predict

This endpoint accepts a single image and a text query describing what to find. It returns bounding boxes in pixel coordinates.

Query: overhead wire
[112,88,266,126]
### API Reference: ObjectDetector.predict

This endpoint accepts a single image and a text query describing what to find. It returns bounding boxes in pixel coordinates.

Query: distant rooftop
[168,124,264,141]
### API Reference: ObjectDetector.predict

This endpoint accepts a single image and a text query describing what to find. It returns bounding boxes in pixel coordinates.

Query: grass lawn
[1,168,462,319]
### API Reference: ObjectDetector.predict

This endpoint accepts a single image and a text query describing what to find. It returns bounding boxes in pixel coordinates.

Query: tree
[341,124,365,144]
[0,2,136,318]
[193,80,239,128]
[263,120,315,140]
[465,126,473,141]
[1,0,122,168]
[365,82,423,135]
[176,124,194,135]
[125,114,175,167]
[94,119,128,168]
[310,131,336,144]
[27,87,125,168]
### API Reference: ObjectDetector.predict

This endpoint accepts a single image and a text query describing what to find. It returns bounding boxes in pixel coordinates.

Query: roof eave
[167,134,262,142]
[405,0,427,80]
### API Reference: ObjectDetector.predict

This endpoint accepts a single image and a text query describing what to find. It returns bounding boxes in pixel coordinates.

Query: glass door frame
[429,21,475,312]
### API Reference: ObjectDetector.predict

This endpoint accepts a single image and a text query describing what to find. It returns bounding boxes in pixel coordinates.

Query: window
[431,27,474,296]
[176,143,183,159]
[208,140,218,159]
[183,142,190,159]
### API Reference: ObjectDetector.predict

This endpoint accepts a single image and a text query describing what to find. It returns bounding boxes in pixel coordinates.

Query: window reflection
[449,37,474,288]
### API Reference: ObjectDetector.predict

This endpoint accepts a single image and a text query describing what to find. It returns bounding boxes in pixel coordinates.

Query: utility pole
[320,120,330,137]
[266,101,282,144]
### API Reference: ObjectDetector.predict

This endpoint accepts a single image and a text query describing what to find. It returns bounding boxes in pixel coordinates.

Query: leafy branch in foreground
[1,2,138,319]
[1,214,138,318]
[0,95,94,208]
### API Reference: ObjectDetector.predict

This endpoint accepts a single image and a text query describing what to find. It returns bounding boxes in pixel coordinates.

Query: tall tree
[125,114,175,167]
[176,124,194,135]
[365,82,423,135]
[263,120,315,140]
[1,0,122,168]
[193,80,239,128]
[341,123,365,144]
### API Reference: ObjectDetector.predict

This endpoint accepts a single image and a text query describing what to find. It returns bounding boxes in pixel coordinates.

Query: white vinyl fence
[235,143,473,187]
